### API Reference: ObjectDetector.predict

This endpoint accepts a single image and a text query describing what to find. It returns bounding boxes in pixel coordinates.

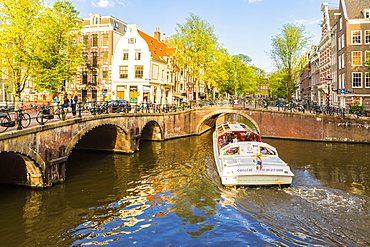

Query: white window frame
[352,72,362,88]
[352,30,362,45]
[342,54,345,69]
[134,50,141,60]
[339,17,342,30]
[352,51,362,66]
[365,73,370,88]
[128,38,136,44]
[365,30,370,44]
[342,34,345,49]
[338,37,341,51]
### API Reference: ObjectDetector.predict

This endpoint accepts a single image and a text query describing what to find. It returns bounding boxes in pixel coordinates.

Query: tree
[0,0,43,99]
[30,0,83,92]
[171,14,221,99]
[269,23,311,101]
[0,0,82,100]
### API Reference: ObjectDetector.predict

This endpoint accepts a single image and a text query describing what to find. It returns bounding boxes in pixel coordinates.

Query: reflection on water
[0,132,369,246]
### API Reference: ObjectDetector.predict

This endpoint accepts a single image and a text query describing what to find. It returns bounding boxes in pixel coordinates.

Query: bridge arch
[69,119,132,154]
[195,109,261,134]
[141,120,163,141]
[0,152,44,187]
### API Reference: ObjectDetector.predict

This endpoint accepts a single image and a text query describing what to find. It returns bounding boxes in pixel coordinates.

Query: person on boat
[256,154,263,170]
[232,136,238,143]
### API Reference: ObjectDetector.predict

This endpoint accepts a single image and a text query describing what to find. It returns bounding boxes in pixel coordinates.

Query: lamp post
[325,76,333,107]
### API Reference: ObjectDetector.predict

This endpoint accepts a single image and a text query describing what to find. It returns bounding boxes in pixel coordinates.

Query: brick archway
[195,109,261,134]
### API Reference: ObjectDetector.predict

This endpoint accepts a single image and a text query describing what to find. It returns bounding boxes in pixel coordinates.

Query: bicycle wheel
[0,115,10,132]
[20,112,31,128]
[36,111,49,124]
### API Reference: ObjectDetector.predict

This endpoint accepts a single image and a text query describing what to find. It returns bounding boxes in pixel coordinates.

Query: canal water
[0,131,370,246]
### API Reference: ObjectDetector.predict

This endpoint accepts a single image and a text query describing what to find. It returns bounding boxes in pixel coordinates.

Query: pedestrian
[71,93,78,117]
[62,94,70,119]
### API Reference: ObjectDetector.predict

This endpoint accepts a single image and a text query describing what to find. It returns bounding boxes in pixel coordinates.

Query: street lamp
[325,76,333,107]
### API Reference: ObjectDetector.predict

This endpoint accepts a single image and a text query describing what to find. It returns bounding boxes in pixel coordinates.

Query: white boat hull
[213,130,294,187]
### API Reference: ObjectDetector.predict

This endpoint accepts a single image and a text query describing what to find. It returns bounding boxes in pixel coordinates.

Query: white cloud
[248,0,263,2]
[91,0,115,8]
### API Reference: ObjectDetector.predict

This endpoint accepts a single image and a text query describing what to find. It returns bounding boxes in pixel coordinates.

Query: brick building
[74,14,127,101]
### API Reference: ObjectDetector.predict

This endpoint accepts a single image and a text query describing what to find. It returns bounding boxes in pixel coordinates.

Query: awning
[173,93,185,98]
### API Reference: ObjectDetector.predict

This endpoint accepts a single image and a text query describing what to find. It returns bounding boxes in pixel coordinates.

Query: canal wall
[247,110,370,143]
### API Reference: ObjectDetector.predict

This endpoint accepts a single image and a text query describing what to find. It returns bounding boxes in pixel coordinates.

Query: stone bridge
[1,106,370,187]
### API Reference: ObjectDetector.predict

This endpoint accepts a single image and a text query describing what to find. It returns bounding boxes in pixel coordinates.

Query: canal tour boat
[213,122,294,186]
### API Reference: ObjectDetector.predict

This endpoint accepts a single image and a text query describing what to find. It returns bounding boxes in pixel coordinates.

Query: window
[342,54,345,69]
[352,51,362,66]
[92,34,98,47]
[114,21,119,28]
[92,71,98,85]
[338,37,341,51]
[123,50,129,60]
[366,73,370,88]
[135,50,141,60]
[338,55,342,69]
[82,52,88,65]
[341,34,345,49]
[82,71,88,85]
[366,51,370,63]
[92,52,98,67]
[364,9,370,18]
[135,65,144,79]
[365,31,370,44]
[152,64,159,79]
[119,65,128,79]
[103,34,109,46]
[83,35,89,46]
[352,31,362,45]
[102,71,108,82]
[128,38,136,44]
[352,72,362,88]
[339,17,342,30]
[102,51,108,65]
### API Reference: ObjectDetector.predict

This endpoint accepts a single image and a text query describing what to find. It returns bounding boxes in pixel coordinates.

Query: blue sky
[66,0,339,73]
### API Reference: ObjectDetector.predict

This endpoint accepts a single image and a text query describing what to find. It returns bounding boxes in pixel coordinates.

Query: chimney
[154,27,161,41]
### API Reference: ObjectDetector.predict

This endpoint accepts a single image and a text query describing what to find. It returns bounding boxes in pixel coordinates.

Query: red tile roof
[138,30,175,61]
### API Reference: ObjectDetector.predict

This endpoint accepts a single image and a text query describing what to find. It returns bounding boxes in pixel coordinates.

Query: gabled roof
[137,30,175,61]
[342,0,370,19]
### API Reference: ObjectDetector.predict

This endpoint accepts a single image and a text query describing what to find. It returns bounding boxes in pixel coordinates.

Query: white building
[111,25,175,104]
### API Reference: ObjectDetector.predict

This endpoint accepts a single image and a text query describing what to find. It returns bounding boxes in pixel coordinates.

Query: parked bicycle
[36,106,61,124]
[0,107,31,132]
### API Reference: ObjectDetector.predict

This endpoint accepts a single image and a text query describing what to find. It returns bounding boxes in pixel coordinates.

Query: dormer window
[364,9,370,18]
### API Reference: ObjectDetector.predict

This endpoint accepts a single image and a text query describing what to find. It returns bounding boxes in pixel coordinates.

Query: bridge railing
[0,98,368,133]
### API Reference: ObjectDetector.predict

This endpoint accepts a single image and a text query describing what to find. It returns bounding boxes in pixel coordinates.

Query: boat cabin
[216,122,261,148]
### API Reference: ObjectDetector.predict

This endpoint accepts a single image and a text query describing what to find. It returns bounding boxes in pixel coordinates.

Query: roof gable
[138,30,174,61]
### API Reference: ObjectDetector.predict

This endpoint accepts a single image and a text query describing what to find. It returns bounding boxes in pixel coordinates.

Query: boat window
[260,147,275,155]
[223,146,240,156]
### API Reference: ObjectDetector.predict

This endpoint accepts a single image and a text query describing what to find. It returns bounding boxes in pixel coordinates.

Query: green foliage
[269,23,311,101]
[0,0,43,98]
[171,14,222,98]
[0,0,82,97]
[30,0,83,92]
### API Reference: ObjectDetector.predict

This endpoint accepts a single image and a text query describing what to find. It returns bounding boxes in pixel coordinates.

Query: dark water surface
[1,131,370,246]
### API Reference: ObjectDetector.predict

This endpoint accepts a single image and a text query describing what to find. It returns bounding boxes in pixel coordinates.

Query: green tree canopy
[269,23,311,101]
[0,0,82,99]
[30,0,83,92]
[171,13,222,99]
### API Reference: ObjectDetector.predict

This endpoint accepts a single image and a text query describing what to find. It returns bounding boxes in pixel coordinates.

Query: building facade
[111,25,175,104]
[337,0,370,109]
[75,14,127,102]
